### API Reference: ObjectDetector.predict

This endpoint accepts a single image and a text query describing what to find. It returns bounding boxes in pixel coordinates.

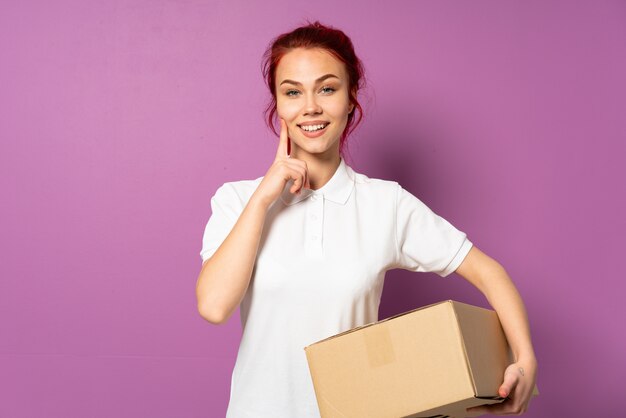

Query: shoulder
[213,176,263,203]
[219,176,263,194]
[348,165,401,197]
[346,166,430,214]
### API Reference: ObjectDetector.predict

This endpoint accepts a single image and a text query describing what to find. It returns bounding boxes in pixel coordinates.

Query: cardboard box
[304,300,538,418]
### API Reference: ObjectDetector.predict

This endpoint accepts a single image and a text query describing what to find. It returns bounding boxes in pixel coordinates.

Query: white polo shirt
[199,157,473,418]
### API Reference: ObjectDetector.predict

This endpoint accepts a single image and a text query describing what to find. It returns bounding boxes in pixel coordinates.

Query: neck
[291,152,342,191]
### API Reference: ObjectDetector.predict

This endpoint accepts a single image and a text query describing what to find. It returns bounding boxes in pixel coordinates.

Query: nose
[303,93,322,116]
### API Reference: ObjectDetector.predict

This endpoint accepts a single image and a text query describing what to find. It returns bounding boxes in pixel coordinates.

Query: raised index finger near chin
[275,120,287,158]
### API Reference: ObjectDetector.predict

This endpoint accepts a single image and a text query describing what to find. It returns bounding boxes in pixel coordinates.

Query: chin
[291,128,343,152]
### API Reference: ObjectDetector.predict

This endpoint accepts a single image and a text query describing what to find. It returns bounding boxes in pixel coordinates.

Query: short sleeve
[199,183,241,265]
[394,183,473,277]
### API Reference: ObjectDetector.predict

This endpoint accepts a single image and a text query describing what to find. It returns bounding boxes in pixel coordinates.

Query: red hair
[261,20,366,155]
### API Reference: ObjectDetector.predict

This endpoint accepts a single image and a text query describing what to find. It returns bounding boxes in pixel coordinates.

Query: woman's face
[275,47,354,159]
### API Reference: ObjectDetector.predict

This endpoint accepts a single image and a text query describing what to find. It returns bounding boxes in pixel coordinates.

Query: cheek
[327,102,351,120]
[276,100,298,119]
[326,94,351,117]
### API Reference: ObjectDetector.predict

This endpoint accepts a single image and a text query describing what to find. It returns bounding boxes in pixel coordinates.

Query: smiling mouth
[297,123,330,132]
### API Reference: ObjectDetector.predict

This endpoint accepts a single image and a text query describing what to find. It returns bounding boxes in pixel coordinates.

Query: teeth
[301,124,327,132]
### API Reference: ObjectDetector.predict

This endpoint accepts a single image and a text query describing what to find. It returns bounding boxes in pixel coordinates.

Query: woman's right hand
[252,118,311,207]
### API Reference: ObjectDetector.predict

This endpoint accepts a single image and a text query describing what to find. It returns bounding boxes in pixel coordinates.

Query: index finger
[275,118,291,159]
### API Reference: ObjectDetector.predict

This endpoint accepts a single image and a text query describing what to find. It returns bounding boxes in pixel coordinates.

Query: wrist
[510,341,536,363]
[248,192,272,212]
[515,352,537,368]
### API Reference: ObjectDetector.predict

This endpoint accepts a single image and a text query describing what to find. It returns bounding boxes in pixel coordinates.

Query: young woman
[196,21,537,418]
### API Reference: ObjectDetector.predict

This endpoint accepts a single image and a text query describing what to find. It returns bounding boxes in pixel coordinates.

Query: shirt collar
[279,157,355,206]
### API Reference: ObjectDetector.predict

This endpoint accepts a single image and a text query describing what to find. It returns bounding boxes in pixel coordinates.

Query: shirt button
[311,235,317,241]
[311,195,318,201]
[311,214,317,220]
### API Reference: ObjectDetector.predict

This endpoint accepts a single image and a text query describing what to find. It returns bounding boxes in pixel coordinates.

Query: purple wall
[1,0,624,416]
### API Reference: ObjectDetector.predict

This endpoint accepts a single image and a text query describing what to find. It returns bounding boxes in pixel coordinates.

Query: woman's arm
[197,119,310,325]
[196,192,271,325]
[454,245,538,415]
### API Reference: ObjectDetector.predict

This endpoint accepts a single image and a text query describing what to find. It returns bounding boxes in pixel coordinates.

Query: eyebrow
[279,73,340,87]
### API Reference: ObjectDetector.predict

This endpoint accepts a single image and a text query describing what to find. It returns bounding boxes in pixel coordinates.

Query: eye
[284,86,335,97]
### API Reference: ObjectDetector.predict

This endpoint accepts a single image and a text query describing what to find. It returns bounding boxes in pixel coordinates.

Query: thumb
[499,366,519,398]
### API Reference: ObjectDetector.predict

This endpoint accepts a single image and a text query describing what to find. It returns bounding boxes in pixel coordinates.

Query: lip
[298,122,330,138]
[297,120,330,127]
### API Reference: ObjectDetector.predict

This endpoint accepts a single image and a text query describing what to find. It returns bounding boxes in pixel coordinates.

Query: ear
[349,88,357,114]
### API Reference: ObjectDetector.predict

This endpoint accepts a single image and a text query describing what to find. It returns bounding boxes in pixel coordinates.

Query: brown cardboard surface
[452,301,512,397]
[304,300,538,418]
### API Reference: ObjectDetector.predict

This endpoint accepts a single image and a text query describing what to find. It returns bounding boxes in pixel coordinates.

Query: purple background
[1,0,624,416]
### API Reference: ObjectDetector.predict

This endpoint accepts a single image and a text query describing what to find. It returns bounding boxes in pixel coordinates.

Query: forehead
[276,48,347,82]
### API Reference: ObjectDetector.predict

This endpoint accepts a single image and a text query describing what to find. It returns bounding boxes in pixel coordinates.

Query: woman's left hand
[466,357,537,416]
